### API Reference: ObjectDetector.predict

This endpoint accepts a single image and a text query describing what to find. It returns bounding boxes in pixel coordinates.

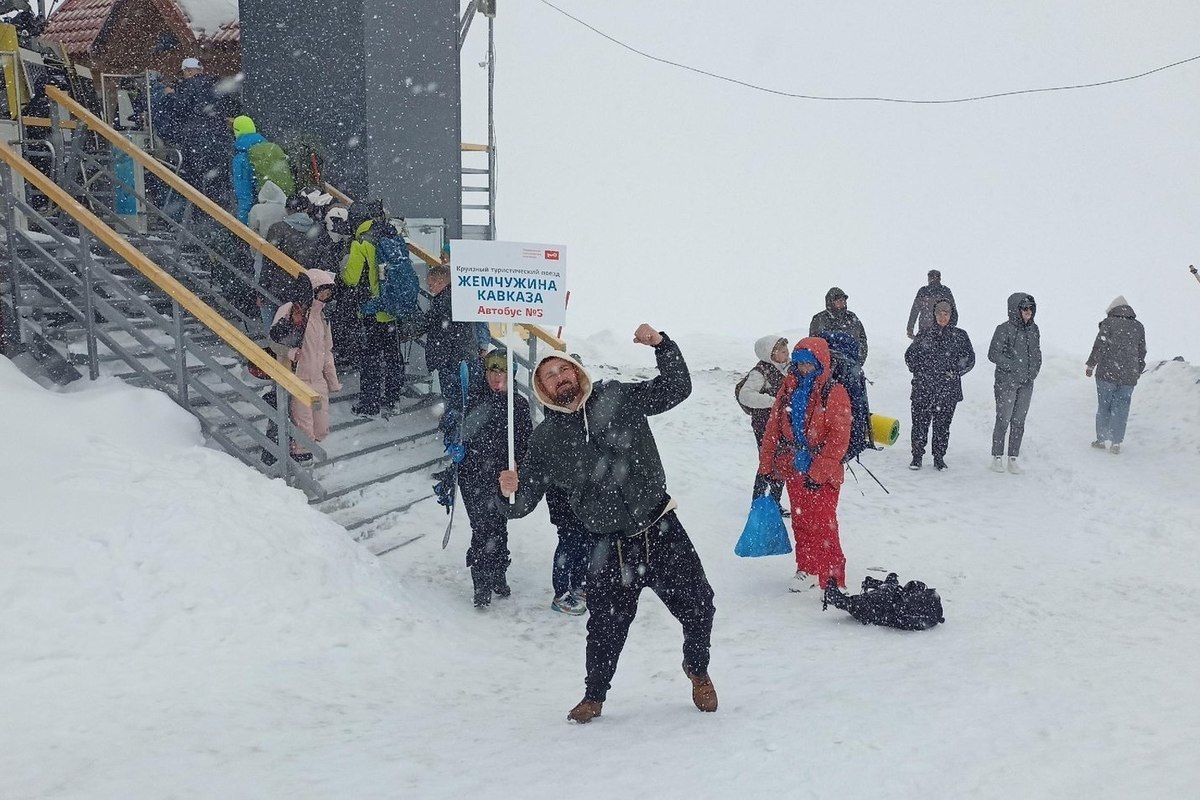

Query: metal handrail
[45,86,310,282]
[0,140,320,408]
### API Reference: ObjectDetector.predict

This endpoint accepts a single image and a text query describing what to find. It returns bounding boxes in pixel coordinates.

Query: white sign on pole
[449,240,567,326]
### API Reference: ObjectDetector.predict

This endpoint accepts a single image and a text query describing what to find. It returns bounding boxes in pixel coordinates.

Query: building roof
[42,0,239,57]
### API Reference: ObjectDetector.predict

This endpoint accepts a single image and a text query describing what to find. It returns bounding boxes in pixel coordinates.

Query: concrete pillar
[239,0,461,237]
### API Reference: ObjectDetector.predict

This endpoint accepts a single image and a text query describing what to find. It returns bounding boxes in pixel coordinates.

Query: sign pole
[506,324,516,503]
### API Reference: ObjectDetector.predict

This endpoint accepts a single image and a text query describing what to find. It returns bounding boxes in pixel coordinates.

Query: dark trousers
[459,479,511,575]
[358,318,405,413]
[992,382,1034,457]
[552,526,592,597]
[583,511,715,703]
[750,421,784,506]
[911,398,957,459]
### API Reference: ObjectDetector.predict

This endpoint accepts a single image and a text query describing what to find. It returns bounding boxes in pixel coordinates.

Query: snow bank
[2,337,1198,798]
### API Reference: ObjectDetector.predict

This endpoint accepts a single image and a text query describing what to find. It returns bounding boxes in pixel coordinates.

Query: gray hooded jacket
[988,292,1042,386]
[503,335,691,536]
[1086,296,1146,386]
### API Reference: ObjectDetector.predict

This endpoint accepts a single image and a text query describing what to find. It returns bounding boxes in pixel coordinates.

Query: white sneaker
[990,456,1006,473]
[789,571,817,593]
[1007,457,1022,474]
[551,593,587,616]
[1110,444,1122,455]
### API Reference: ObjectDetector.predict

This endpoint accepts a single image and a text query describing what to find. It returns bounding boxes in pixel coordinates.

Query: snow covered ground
[2,332,1199,799]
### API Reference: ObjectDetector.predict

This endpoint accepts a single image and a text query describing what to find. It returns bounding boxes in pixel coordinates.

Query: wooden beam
[21,117,78,129]
[520,324,566,351]
[44,86,308,279]
[0,141,322,408]
[460,142,490,152]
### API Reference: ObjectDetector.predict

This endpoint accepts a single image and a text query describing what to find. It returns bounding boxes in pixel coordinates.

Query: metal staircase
[2,92,563,549]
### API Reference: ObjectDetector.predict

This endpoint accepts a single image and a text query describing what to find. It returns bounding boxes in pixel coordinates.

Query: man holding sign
[498,325,718,724]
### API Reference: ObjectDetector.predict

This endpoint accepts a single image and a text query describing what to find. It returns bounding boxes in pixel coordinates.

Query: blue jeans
[1095,380,1135,444]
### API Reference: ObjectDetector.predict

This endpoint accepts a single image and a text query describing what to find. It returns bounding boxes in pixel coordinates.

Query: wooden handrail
[460,143,489,152]
[322,182,352,206]
[0,141,321,408]
[21,116,78,129]
[522,324,566,352]
[45,86,308,280]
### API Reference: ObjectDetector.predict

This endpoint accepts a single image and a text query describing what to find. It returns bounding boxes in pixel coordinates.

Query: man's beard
[553,384,580,405]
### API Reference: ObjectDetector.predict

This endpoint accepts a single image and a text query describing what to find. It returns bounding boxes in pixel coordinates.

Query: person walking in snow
[230,115,293,225]
[809,287,868,364]
[907,269,958,339]
[758,337,852,592]
[498,325,717,724]
[905,300,975,471]
[168,57,228,202]
[987,292,1042,474]
[342,212,406,417]
[400,264,487,416]
[458,350,532,608]
[1085,296,1146,454]
[269,270,342,461]
[737,335,789,509]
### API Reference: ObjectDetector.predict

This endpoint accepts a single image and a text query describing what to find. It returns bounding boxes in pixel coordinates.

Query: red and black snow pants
[583,512,715,703]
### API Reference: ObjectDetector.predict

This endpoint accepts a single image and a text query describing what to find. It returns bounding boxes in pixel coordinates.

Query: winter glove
[446,442,465,464]
[432,470,456,511]
[1085,366,1095,378]
[803,477,822,492]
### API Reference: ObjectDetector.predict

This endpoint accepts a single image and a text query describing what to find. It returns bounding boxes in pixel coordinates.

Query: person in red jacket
[758,337,852,592]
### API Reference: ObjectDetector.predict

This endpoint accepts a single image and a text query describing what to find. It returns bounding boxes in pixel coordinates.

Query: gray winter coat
[1086,300,1146,386]
[809,287,869,364]
[988,292,1041,386]
[907,282,958,334]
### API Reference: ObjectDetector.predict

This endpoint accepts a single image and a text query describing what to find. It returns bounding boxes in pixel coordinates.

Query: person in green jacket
[342,216,404,416]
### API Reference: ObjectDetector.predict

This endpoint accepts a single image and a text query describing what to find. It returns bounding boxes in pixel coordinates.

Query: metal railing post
[77,228,101,380]
[171,299,189,408]
[487,14,497,240]
[275,387,291,478]
[1,164,25,350]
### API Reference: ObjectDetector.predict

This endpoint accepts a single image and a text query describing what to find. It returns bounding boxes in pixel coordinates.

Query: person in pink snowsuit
[272,269,342,455]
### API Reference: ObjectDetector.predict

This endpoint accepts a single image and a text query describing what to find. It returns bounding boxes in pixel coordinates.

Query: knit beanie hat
[934,300,953,314]
[484,350,508,372]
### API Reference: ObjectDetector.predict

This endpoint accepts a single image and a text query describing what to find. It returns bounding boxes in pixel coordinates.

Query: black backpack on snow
[816,330,875,463]
[822,573,945,631]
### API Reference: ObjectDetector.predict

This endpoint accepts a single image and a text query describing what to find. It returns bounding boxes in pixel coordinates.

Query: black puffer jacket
[1086,301,1146,386]
[905,323,975,404]
[505,335,691,536]
[459,387,532,487]
[988,292,1041,386]
[404,289,481,372]
[907,283,958,334]
[809,287,869,364]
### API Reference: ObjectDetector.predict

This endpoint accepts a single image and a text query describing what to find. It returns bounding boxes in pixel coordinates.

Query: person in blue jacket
[230,116,266,224]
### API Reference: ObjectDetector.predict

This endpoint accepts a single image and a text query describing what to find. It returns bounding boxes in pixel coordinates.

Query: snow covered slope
[2,335,1198,799]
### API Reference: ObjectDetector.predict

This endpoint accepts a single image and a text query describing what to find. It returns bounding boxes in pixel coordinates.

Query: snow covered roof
[173,0,238,38]
[42,0,239,57]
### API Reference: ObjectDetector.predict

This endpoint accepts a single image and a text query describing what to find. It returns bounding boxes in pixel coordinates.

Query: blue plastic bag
[734,495,792,558]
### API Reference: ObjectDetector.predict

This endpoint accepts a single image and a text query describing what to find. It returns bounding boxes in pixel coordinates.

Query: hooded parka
[272,269,341,448]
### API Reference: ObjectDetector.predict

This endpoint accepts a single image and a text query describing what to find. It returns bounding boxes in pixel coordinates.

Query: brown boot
[684,666,718,712]
[567,699,603,724]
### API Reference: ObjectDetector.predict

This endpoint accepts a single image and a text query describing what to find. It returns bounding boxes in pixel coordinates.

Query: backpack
[822,572,945,631]
[816,330,875,462]
[247,140,296,197]
[361,229,421,318]
[734,361,776,416]
[281,133,326,188]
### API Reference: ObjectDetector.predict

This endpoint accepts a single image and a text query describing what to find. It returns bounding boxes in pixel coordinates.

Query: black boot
[471,568,492,608]
[492,568,511,598]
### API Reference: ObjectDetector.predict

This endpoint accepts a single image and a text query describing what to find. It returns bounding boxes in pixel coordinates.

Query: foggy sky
[461,1,1200,362]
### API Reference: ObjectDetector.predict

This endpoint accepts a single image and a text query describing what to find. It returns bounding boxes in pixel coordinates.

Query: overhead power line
[536,0,1200,105]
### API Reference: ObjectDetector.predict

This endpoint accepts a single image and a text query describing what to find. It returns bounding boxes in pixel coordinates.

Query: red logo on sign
[544,250,560,260]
